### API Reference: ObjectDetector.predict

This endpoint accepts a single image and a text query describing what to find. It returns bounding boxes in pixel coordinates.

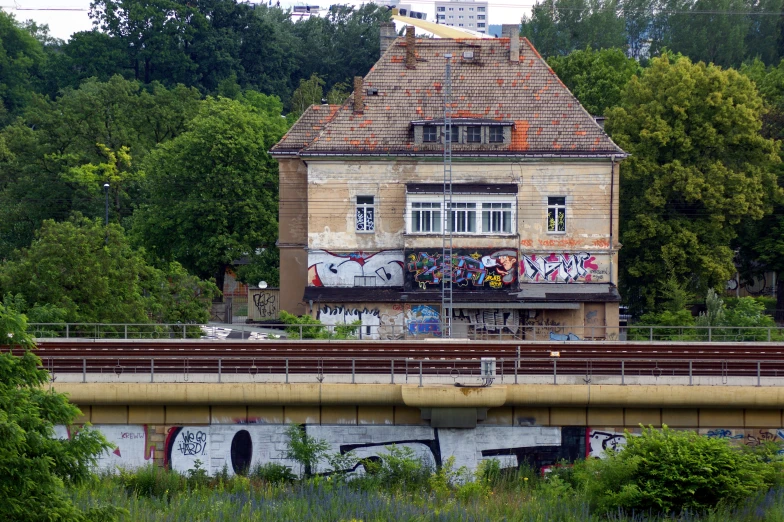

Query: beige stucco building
[271,25,626,340]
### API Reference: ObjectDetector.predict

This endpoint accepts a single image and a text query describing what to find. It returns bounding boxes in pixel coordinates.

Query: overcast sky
[2,1,528,41]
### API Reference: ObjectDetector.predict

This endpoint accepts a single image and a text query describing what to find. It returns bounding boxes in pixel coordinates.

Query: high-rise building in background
[434,0,489,34]
[385,0,428,20]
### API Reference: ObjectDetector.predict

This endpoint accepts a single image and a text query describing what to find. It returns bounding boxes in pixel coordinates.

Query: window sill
[355,230,376,234]
[546,231,567,235]
[404,232,516,238]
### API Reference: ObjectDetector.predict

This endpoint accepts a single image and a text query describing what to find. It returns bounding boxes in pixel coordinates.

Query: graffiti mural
[588,429,627,458]
[453,308,520,334]
[405,304,441,336]
[405,249,518,291]
[54,425,156,471]
[521,253,607,283]
[161,425,570,476]
[317,305,382,339]
[308,250,404,287]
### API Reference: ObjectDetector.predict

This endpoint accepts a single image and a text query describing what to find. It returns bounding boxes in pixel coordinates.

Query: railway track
[17,340,784,379]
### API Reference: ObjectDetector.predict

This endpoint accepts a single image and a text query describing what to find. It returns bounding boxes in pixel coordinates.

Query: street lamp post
[103,183,109,244]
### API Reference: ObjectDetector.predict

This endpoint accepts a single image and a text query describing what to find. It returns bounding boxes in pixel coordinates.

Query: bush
[249,462,297,484]
[278,311,360,339]
[575,425,773,516]
[373,445,432,492]
[118,465,186,499]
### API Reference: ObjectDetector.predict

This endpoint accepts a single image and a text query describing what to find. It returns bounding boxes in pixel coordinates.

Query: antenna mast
[442,53,453,338]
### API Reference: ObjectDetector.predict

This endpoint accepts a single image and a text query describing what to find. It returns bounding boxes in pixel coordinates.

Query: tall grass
[69,463,784,521]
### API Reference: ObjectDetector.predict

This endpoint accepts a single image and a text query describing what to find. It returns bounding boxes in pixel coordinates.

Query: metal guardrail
[27,322,784,342]
[36,354,784,386]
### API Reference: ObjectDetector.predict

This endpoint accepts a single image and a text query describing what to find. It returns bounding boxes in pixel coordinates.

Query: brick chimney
[405,26,416,70]
[502,24,520,62]
[353,76,363,114]
[380,22,396,54]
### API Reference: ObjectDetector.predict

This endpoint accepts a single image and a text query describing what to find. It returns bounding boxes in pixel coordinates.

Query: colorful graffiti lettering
[308,250,404,287]
[405,250,518,291]
[521,253,599,283]
[406,305,441,336]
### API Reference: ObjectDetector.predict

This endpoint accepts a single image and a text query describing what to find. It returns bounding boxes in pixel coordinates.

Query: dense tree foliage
[0,216,217,323]
[522,0,784,67]
[131,95,287,291]
[607,55,780,310]
[548,47,641,115]
[0,302,116,520]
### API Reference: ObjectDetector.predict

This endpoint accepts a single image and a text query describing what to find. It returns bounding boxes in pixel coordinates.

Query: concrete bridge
[48,342,784,477]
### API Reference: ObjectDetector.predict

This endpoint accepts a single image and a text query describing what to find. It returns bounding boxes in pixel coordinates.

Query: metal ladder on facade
[442,53,454,338]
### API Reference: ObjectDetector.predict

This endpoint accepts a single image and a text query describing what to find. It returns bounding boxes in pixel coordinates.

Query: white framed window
[412,202,441,233]
[478,6,485,11]
[458,7,464,10]
[437,6,445,11]
[478,14,485,19]
[547,196,566,233]
[482,203,512,233]
[356,195,375,233]
[407,195,515,235]
[477,23,486,28]
[448,202,476,232]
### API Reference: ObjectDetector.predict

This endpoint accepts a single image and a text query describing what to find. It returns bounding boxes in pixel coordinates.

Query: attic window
[466,126,481,143]
[462,50,474,60]
[366,88,379,96]
[423,126,437,142]
[489,127,504,143]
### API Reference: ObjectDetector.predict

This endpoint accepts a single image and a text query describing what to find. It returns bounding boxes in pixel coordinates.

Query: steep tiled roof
[270,104,341,154]
[299,37,625,158]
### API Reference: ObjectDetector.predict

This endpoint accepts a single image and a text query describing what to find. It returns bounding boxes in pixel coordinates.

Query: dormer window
[412,119,512,146]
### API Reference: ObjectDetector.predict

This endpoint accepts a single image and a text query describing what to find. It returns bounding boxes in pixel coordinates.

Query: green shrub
[375,445,432,491]
[249,462,297,484]
[118,464,186,499]
[575,425,772,516]
[278,311,360,339]
[284,423,330,477]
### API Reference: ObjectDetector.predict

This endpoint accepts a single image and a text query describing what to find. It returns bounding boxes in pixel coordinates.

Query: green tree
[0,215,217,324]
[607,54,780,310]
[131,95,288,294]
[0,301,116,520]
[0,11,46,120]
[0,76,201,258]
[548,47,641,115]
[575,425,775,514]
[290,73,325,117]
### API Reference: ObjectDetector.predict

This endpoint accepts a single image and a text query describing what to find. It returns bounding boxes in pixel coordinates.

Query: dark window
[467,126,481,143]
[443,125,459,144]
[489,127,504,143]
[423,126,437,142]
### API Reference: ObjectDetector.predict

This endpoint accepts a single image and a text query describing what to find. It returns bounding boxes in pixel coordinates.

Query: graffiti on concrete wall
[249,289,279,320]
[161,425,572,476]
[725,272,775,297]
[317,305,381,339]
[405,249,518,291]
[453,308,521,334]
[308,250,404,287]
[588,429,627,458]
[521,253,607,283]
[405,304,441,336]
[54,424,156,471]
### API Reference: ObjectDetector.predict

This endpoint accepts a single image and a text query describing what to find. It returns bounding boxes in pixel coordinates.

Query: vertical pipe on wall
[609,156,615,286]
